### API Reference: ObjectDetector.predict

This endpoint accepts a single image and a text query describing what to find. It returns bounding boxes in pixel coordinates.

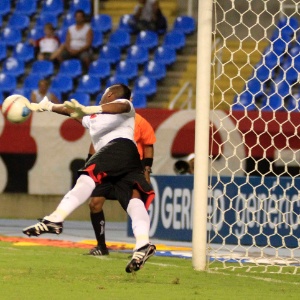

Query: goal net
[208,0,300,274]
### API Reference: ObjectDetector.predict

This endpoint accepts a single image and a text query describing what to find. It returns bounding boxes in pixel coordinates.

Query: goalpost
[193,0,300,273]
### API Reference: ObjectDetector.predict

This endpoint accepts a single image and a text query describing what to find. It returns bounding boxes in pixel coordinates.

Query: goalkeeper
[22,84,156,273]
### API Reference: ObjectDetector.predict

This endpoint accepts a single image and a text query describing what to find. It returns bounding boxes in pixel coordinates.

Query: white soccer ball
[1,94,32,124]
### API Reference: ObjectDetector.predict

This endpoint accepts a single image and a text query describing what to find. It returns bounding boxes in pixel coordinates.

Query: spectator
[31,79,60,104]
[30,23,64,61]
[60,10,93,71]
[130,0,167,34]
[174,153,195,175]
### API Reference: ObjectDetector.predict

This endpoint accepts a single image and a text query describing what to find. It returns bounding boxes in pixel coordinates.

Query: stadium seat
[36,14,58,29]
[50,74,73,95]
[92,30,104,49]
[58,59,82,79]
[27,27,44,42]
[131,92,147,108]
[162,30,186,51]
[276,80,291,98]
[246,77,262,95]
[126,45,149,66]
[261,94,283,111]
[144,60,167,81]
[69,0,92,16]
[91,14,112,34]
[153,46,176,66]
[13,43,35,63]
[15,0,37,17]
[136,30,159,50]
[56,27,68,43]
[23,74,44,92]
[3,57,25,78]
[263,49,279,69]
[133,75,157,97]
[41,0,63,17]
[99,45,121,65]
[173,16,196,35]
[0,42,7,62]
[61,12,75,29]
[1,28,22,47]
[7,13,30,32]
[95,92,103,104]
[118,14,135,33]
[88,59,111,80]
[69,92,91,106]
[0,73,17,94]
[0,0,11,17]
[11,88,31,100]
[107,29,131,50]
[0,91,4,105]
[232,91,256,110]
[31,60,54,78]
[105,75,129,88]
[115,60,138,81]
[76,75,101,95]
[255,63,271,82]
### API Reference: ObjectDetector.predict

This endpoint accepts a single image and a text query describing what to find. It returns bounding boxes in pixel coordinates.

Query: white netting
[208,0,300,273]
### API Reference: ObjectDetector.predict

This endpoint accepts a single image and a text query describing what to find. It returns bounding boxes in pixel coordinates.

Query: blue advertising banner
[127,175,300,248]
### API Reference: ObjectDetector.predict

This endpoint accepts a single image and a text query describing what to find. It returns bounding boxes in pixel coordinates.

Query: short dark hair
[111,84,131,100]
[75,9,85,17]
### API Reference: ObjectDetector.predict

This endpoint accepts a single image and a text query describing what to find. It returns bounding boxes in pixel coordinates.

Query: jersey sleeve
[137,114,156,145]
[81,116,90,129]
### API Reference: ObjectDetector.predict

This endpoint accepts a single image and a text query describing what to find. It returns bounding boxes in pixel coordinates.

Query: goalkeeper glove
[64,99,103,118]
[25,96,54,112]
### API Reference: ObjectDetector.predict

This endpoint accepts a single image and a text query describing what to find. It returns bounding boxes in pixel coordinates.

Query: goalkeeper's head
[101,84,131,104]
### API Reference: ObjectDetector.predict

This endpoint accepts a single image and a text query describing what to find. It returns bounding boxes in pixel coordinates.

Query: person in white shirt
[22,84,156,274]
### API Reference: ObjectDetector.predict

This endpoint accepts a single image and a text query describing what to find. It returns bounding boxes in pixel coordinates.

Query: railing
[168,81,194,109]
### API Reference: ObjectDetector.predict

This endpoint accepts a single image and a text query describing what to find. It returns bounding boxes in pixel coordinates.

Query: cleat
[87,245,109,256]
[22,218,63,237]
[125,243,156,273]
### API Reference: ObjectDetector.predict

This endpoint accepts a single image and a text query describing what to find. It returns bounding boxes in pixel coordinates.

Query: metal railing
[168,81,194,109]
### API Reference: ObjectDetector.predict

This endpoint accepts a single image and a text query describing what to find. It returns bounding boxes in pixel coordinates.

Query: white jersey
[68,23,91,50]
[82,99,135,152]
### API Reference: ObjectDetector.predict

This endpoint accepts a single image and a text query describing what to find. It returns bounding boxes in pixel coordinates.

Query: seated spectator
[59,10,93,71]
[29,23,64,61]
[31,79,60,104]
[130,0,167,34]
[174,153,195,175]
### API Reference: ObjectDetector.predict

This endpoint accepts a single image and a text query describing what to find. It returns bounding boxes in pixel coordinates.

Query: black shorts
[79,138,155,210]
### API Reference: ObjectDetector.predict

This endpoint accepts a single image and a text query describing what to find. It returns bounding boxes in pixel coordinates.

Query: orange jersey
[134,113,156,159]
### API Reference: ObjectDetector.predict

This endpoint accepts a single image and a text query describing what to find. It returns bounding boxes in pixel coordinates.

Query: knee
[89,197,105,213]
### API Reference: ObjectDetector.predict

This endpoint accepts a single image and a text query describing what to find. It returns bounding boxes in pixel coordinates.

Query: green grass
[1,241,300,300]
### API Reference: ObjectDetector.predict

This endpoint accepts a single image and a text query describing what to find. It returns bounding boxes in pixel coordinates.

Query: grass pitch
[1,241,300,300]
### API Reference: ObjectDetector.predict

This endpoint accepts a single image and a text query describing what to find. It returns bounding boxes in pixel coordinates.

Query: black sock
[90,211,106,248]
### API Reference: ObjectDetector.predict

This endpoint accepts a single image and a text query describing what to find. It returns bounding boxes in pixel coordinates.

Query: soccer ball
[1,94,32,124]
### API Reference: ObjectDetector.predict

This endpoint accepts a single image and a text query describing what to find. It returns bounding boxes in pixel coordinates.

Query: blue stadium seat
[58,59,82,79]
[56,27,68,43]
[136,30,159,50]
[41,0,63,17]
[163,30,186,51]
[0,42,7,62]
[1,28,22,47]
[50,74,73,95]
[131,92,147,108]
[100,45,121,65]
[115,60,138,81]
[69,92,91,106]
[276,80,291,98]
[246,77,262,95]
[262,48,279,69]
[105,75,129,88]
[173,16,196,35]
[36,14,58,29]
[126,45,149,66]
[118,14,135,33]
[153,46,176,66]
[0,91,4,105]
[91,14,112,34]
[13,43,35,63]
[0,73,17,94]
[7,13,30,32]
[133,75,157,97]
[61,12,75,29]
[11,88,31,100]
[144,60,166,81]
[232,91,256,111]
[23,74,44,93]
[0,0,11,17]
[27,27,44,42]
[15,0,37,17]
[261,94,283,111]
[255,63,271,82]
[92,30,104,49]
[31,60,54,78]
[69,0,92,16]
[88,59,111,80]
[95,92,103,105]
[107,29,131,50]
[76,75,101,95]
[3,57,25,78]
